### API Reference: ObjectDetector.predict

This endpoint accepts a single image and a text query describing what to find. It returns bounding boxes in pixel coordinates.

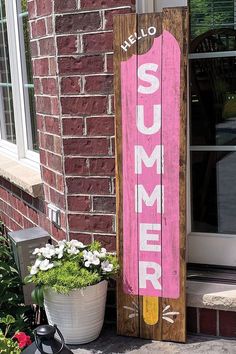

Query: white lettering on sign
[138,63,159,94]
[135,185,163,214]
[137,105,161,135]
[139,261,162,290]
[140,223,161,252]
[135,145,163,174]
[121,27,157,51]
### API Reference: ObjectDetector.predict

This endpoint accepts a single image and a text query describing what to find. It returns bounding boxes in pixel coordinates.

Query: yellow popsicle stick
[143,296,159,325]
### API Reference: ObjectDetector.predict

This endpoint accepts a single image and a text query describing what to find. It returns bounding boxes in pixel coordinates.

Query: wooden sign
[114,9,188,343]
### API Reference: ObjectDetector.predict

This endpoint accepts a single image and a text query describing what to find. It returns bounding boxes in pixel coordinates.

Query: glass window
[0,0,16,144]
[0,0,38,164]
[190,0,236,234]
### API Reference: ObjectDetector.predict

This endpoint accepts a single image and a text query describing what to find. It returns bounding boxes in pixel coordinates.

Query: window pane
[0,0,16,143]
[18,1,38,151]
[191,151,236,234]
[190,0,235,46]
[190,56,236,145]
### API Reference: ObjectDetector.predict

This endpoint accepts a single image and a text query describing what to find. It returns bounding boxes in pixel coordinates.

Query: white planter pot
[43,280,108,345]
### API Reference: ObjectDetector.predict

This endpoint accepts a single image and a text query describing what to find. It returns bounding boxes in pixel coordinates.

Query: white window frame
[0,0,39,170]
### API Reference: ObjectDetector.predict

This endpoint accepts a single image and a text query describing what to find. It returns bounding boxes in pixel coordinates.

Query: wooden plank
[114,14,139,337]
[161,8,188,343]
[137,13,163,341]
[114,9,188,342]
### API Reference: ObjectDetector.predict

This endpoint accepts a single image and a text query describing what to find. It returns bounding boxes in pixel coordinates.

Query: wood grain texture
[114,14,139,337]
[114,9,188,342]
[161,8,188,343]
[137,13,163,341]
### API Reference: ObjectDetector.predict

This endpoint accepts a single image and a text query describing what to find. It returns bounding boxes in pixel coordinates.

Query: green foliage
[0,331,20,354]
[0,235,30,336]
[190,0,234,38]
[32,260,102,294]
[26,240,119,299]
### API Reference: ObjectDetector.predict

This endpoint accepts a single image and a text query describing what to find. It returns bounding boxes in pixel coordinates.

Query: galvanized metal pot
[43,280,108,345]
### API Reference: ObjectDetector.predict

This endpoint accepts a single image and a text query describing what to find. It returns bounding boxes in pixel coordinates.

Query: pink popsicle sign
[121,30,181,299]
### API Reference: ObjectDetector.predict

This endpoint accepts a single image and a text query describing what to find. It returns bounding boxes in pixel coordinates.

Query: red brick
[42,166,57,186]
[58,55,104,75]
[39,149,47,165]
[51,97,60,115]
[56,13,101,33]
[93,234,116,251]
[86,116,114,136]
[57,36,77,55]
[219,311,236,337]
[80,0,135,9]
[41,78,58,95]
[39,212,51,234]
[28,1,36,19]
[61,96,107,115]
[47,153,62,172]
[66,177,110,195]
[54,136,62,154]
[51,224,66,241]
[36,0,52,16]
[33,78,41,95]
[62,118,84,136]
[40,133,53,150]
[84,75,113,94]
[89,158,115,176]
[39,37,55,56]
[49,188,65,209]
[93,196,115,213]
[61,77,80,94]
[106,53,113,73]
[65,157,89,175]
[34,58,49,76]
[68,196,91,212]
[63,138,109,155]
[199,309,216,336]
[46,17,53,35]
[56,174,64,193]
[37,114,44,131]
[111,136,115,155]
[105,8,132,29]
[68,214,113,233]
[44,116,60,135]
[49,58,57,76]
[83,32,113,53]
[55,0,77,12]
[27,206,39,225]
[23,218,35,229]
[12,209,23,227]
[30,41,38,57]
[31,18,46,38]
[69,233,92,244]
[187,307,198,334]
[36,96,51,114]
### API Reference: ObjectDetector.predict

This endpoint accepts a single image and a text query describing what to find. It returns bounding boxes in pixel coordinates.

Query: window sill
[0,152,43,198]
[187,280,236,312]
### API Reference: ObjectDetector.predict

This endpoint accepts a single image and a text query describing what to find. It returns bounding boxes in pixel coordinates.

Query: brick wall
[0,0,135,246]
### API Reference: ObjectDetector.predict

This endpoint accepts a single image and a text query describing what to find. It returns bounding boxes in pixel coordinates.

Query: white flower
[100,248,107,258]
[32,248,42,255]
[55,245,65,259]
[30,266,38,275]
[67,246,79,255]
[41,244,56,259]
[68,240,85,248]
[39,259,54,271]
[83,251,100,267]
[101,261,113,272]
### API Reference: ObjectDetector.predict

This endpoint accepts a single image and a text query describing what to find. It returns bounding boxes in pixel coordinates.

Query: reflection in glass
[190,0,235,43]
[191,151,236,234]
[18,1,38,151]
[0,0,16,143]
[190,55,236,146]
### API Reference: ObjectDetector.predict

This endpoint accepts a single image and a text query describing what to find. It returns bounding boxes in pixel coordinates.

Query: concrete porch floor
[70,328,236,353]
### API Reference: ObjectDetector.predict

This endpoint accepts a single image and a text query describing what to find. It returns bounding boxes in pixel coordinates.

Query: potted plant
[25,240,118,345]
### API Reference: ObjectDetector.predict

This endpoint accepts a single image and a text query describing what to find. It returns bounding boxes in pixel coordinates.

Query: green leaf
[0,315,15,325]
